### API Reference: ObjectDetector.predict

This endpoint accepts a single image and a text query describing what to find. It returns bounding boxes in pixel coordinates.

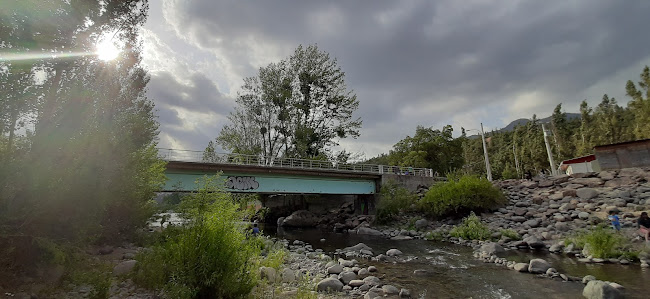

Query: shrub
[134,176,260,298]
[375,181,418,224]
[424,231,446,241]
[571,225,629,258]
[449,212,492,240]
[500,229,521,240]
[418,175,506,218]
[573,225,628,258]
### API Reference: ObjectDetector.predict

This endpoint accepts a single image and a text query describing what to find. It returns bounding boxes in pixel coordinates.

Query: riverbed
[267,226,648,298]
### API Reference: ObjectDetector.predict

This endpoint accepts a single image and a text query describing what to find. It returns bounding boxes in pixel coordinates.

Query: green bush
[134,176,260,298]
[375,181,418,224]
[418,175,506,217]
[499,229,521,240]
[571,225,629,258]
[449,212,492,240]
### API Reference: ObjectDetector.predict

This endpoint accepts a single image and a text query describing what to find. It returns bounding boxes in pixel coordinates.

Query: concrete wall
[379,174,438,192]
[595,140,650,170]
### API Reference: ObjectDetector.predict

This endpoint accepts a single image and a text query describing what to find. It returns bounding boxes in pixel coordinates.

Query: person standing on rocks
[251,221,260,236]
[638,212,650,243]
[608,210,621,232]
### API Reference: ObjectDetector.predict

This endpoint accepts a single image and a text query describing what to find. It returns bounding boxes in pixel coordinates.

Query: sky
[141,0,650,159]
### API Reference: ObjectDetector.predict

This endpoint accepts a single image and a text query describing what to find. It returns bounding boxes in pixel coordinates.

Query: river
[267,225,649,299]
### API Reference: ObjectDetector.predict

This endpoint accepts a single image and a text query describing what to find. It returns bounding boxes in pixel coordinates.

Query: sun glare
[96,36,120,61]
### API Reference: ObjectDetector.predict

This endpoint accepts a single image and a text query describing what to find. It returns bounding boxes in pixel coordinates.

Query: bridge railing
[157,148,435,177]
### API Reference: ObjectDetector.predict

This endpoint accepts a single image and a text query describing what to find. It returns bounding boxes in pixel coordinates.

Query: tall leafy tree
[0,0,164,242]
[216,45,361,163]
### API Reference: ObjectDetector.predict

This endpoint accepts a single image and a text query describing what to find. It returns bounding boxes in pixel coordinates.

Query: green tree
[387,125,464,174]
[216,44,361,162]
[626,66,650,139]
[0,0,163,243]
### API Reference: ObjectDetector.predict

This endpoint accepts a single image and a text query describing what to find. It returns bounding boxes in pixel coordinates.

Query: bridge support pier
[354,194,376,215]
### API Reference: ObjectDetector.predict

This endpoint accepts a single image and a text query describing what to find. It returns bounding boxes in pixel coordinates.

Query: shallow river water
[267,226,649,299]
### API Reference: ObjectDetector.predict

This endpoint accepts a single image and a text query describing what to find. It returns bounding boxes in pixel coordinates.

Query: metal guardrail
[157,148,434,177]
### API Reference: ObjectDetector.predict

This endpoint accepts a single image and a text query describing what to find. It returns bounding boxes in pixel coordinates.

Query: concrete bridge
[160,148,436,195]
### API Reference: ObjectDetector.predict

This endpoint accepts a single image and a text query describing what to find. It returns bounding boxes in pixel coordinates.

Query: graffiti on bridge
[226,176,259,190]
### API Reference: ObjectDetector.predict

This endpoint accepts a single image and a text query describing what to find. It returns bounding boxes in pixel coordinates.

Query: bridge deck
[158,148,434,177]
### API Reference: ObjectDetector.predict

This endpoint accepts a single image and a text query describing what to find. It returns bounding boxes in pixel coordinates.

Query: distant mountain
[499,113,581,133]
[468,113,581,138]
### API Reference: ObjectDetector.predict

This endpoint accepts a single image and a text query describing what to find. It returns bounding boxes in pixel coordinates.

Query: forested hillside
[367,66,650,179]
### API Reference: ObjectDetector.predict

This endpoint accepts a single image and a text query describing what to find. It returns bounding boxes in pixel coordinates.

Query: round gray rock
[338,271,357,285]
[513,263,529,272]
[414,219,428,230]
[317,277,344,292]
[528,259,552,274]
[582,280,623,299]
[386,248,403,256]
[576,188,599,199]
[113,260,137,276]
[327,264,344,274]
[480,242,505,255]
[382,284,400,295]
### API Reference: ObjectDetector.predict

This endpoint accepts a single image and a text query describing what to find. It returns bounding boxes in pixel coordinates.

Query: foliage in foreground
[135,176,261,298]
[375,181,419,224]
[419,175,506,218]
[449,212,492,241]
[568,225,630,259]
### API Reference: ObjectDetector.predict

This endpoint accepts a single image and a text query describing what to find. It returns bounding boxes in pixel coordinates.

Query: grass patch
[568,225,630,259]
[499,229,521,240]
[449,212,492,241]
[424,231,446,241]
[418,175,506,218]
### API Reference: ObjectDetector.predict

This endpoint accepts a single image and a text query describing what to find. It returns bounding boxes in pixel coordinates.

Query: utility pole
[542,123,558,176]
[480,123,493,181]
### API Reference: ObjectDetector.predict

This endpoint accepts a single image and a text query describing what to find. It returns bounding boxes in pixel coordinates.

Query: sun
[96,36,120,61]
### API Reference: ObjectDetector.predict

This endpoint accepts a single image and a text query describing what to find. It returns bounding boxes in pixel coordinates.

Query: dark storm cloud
[151,0,650,153]
[147,70,231,150]
[148,71,232,114]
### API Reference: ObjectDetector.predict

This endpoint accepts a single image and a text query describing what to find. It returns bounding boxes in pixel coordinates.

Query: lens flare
[96,38,120,61]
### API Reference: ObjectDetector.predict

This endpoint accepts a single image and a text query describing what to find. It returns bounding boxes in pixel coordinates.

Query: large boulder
[260,266,277,282]
[113,260,137,276]
[357,227,383,236]
[386,248,403,256]
[572,178,604,187]
[414,219,428,230]
[528,258,551,274]
[363,276,381,286]
[552,174,570,184]
[317,277,344,292]
[513,263,529,272]
[342,243,373,254]
[382,285,400,295]
[576,188,599,200]
[524,236,545,249]
[582,280,624,299]
[281,268,295,283]
[327,264,344,274]
[604,177,636,188]
[523,219,541,228]
[282,210,318,227]
[480,242,505,255]
[338,271,357,285]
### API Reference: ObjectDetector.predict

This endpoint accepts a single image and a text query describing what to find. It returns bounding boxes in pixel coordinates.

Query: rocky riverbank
[256,239,413,298]
[298,167,650,298]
